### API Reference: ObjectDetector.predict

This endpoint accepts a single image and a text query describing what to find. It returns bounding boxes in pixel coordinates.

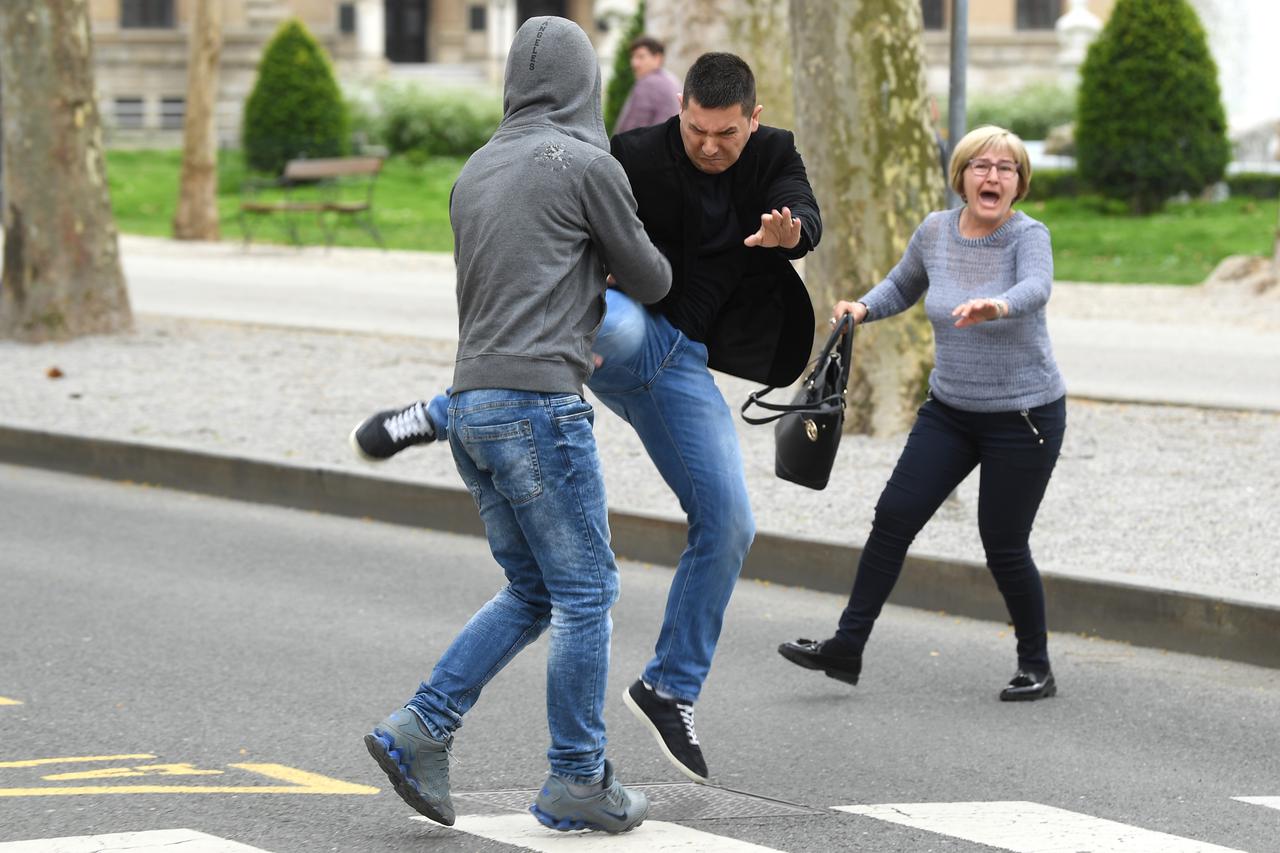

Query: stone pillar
[488,0,518,85]
[355,0,385,70]
[1054,0,1101,89]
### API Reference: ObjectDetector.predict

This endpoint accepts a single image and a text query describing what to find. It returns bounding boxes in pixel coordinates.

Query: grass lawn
[105,149,1277,284]
[106,149,462,252]
[1024,195,1275,284]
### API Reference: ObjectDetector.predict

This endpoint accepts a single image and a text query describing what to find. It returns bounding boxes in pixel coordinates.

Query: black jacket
[610,117,822,386]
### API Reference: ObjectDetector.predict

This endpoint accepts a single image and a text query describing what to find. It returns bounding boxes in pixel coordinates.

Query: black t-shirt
[665,164,743,342]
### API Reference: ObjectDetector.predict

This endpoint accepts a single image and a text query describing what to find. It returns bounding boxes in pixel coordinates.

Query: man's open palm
[744,206,802,249]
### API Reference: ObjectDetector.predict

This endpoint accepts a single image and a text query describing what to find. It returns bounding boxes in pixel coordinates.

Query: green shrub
[1225,172,1280,200]
[1075,0,1230,213]
[1025,168,1085,200]
[603,0,645,135]
[242,19,349,174]
[966,82,1075,141]
[365,84,501,158]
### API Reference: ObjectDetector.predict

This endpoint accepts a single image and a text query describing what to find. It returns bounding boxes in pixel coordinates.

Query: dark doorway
[385,0,429,63]
[516,0,567,27]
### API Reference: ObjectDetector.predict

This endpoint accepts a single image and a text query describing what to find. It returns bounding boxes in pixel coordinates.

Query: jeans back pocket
[460,419,543,505]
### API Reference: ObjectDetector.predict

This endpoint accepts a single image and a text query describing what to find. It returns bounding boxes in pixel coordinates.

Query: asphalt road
[1,463,1277,852]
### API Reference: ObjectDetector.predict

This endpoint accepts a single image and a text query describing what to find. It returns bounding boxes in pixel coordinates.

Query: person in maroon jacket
[614,35,681,134]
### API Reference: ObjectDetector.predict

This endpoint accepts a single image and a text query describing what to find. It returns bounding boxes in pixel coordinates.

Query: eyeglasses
[967,159,1019,178]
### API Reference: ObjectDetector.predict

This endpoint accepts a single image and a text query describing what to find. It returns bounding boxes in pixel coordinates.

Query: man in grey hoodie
[361,17,670,834]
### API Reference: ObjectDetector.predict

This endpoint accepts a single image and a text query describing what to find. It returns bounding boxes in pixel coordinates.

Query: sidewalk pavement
[2,235,1278,669]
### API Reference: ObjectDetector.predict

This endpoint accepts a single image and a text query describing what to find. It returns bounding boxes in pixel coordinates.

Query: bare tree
[0,0,131,341]
[173,0,224,240]
[790,0,943,435]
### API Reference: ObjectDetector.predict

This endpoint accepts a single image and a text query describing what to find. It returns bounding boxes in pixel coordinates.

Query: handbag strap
[740,313,855,425]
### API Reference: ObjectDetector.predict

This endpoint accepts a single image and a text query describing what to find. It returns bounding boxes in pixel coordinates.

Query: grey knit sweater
[858,208,1066,413]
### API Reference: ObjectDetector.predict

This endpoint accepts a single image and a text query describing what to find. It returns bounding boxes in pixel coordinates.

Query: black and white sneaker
[350,401,436,461]
[622,679,708,783]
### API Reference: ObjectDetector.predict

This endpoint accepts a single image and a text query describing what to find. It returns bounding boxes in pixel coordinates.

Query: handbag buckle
[803,418,819,442]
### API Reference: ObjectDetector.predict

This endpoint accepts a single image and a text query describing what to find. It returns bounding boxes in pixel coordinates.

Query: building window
[1016,0,1061,30]
[469,5,487,31]
[339,3,356,34]
[921,0,945,31]
[121,0,175,29]
[160,97,185,130]
[114,97,145,129]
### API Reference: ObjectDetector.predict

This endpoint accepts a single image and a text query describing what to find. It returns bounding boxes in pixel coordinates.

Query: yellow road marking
[0,762,378,797]
[0,754,154,769]
[44,763,224,781]
[0,697,22,706]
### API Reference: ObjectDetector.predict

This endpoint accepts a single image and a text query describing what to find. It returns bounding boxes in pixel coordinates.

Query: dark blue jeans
[835,393,1066,672]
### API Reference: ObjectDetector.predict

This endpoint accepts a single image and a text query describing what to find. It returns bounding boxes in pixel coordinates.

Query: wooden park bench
[238,155,385,248]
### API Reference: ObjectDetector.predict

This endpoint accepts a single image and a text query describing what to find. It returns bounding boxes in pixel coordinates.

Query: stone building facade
[88,0,599,146]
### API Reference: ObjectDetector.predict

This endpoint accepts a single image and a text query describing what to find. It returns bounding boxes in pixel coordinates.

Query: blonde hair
[948,125,1032,202]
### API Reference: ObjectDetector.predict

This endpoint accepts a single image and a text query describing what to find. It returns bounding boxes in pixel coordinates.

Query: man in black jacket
[350,51,822,784]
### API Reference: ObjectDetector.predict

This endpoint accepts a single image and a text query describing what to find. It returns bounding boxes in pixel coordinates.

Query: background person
[362,16,670,835]
[778,125,1066,703]
[613,35,681,134]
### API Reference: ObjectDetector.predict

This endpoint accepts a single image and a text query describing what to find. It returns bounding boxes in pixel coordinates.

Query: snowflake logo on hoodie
[534,141,572,170]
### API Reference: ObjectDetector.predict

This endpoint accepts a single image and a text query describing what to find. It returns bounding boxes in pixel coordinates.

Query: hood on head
[501,16,607,152]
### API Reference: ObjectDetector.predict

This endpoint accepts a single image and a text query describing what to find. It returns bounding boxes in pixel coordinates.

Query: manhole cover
[456,782,826,821]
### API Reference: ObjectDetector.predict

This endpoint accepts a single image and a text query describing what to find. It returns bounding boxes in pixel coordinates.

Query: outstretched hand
[744,207,803,250]
[951,298,1008,328]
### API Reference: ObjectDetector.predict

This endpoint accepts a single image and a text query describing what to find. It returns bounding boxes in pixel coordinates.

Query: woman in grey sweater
[779,126,1066,701]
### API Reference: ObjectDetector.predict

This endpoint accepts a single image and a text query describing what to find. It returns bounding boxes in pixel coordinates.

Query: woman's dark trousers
[834,394,1066,672]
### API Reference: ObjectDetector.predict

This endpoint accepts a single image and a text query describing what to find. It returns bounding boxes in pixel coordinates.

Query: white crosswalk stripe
[0,829,273,853]
[835,801,1249,853]
[1234,796,1280,812]
[418,813,785,851]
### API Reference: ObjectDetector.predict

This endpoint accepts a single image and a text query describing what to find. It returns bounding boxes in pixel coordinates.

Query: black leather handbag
[740,314,855,490]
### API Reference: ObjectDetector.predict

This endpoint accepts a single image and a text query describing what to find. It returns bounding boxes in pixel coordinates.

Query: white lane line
[835,801,1247,853]
[0,829,273,852]
[416,814,785,851]
[1234,796,1280,811]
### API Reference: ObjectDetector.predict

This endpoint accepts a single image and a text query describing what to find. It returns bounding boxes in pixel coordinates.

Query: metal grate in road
[456,782,827,821]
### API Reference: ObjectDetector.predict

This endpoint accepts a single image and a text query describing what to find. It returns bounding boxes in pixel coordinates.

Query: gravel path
[3,313,1277,603]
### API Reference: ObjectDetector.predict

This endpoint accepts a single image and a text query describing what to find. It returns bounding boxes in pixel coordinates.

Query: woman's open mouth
[978,190,1002,205]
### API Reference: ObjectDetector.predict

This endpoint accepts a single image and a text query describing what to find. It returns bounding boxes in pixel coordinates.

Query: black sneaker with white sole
[350,401,436,461]
[622,679,708,783]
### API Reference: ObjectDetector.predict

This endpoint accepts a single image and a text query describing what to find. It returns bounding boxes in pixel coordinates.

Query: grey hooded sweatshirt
[450,16,671,397]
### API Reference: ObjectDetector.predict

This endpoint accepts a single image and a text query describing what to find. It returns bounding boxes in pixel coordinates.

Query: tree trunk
[644,0,791,129]
[728,0,793,131]
[173,0,223,241]
[0,0,131,342]
[790,0,943,435]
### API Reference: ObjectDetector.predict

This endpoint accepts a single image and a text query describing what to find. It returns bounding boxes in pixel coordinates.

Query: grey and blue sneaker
[529,760,648,834]
[364,708,455,826]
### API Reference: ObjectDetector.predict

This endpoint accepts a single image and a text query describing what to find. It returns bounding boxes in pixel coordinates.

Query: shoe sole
[999,682,1058,702]
[778,645,859,686]
[349,426,387,463]
[363,731,455,826]
[621,687,709,784]
[529,802,647,834]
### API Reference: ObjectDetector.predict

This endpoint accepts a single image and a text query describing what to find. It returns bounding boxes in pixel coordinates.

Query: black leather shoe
[999,669,1057,701]
[778,638,862,685]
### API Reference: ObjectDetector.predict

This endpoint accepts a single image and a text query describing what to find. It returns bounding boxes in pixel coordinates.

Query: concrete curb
[3,424,1277,671]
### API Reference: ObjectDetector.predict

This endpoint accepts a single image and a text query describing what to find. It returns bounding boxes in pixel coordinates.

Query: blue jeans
[405,389,617,784]
[587,290,755,703]
[423,293,756,703]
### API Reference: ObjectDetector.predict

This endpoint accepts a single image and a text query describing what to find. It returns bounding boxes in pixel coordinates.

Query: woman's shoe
[999,669,1057,701]
[777,638,862,685]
